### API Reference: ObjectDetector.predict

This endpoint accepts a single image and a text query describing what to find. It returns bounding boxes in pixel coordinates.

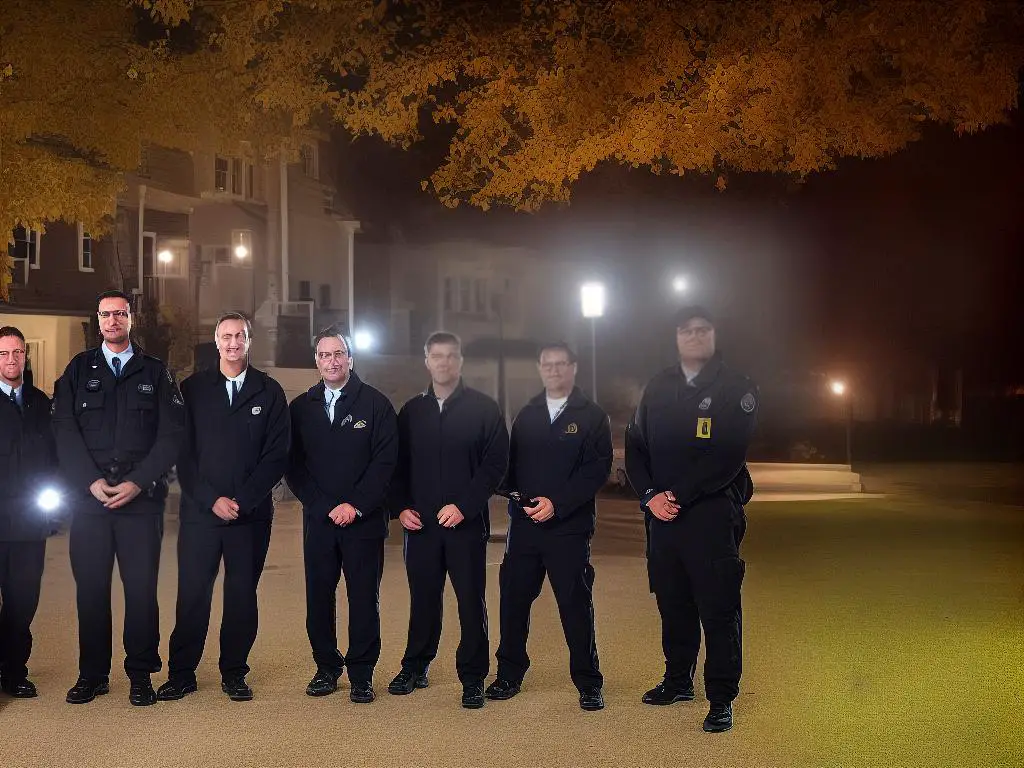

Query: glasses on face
[98,310,130,320]
[317,350,349,362]
[678,325,713,339]
[0,349,27,360]
[540,361,572,372]
[428,353,460,363]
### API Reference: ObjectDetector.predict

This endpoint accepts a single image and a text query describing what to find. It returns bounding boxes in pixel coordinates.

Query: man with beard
[387,332,508,709]
[485,342,612,711]
[0,326,61,699]
[286,327,398,703]
[626,306,758,733]
[157,312,289,703]
[52,290,185,706]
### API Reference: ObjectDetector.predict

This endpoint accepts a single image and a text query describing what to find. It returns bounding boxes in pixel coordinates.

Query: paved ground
[1,477,1021,767]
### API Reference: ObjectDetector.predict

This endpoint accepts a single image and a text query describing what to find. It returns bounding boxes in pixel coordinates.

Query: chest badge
[565,422,578,434]
[339,414,353,427]
[696,418,712,439]
[251,406,262,415]
[353,419,367,429]
[698,397,712,411]
[740,392,757,413]
[138,383,154,394]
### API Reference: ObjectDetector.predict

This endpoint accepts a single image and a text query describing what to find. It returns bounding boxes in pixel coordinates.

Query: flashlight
[37,488,62,513]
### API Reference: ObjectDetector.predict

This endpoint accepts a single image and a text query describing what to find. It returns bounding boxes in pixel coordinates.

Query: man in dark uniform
[286,327,398,704]
[485,342,612,711]
[157,312,289,703]
[625,306,757,733]
[0,326,61,699]
[387,331,509,709]
[52,290,185,706]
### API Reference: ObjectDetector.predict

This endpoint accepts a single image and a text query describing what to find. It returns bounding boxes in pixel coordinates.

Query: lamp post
[830,380,852,467]
[580,282,606,402]
[232,230,255,319]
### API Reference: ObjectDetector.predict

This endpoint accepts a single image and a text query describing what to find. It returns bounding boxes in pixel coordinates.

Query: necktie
[9,388,18,411]
[325,389,335,423]
[112,356,122,379]
[231,379,240,405]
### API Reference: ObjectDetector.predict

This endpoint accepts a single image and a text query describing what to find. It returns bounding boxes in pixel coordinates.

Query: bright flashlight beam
[37,488,61,512]
[672,276,689,293]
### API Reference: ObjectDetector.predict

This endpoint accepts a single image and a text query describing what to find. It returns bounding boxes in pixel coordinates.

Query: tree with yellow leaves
[2,0,1022,299]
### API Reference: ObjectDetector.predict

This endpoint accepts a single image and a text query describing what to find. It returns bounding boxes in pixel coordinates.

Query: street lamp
[232,229,255,319]
[157,249,174,264]
[830,380,852,467]
[353,330,374,352]
[672,275,689,294]
[580,282,605,402]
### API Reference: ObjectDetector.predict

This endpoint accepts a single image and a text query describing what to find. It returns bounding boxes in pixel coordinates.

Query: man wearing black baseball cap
[625,305,757,733]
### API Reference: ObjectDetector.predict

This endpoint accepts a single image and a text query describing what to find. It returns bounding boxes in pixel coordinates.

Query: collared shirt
[225,368,248,406]
[102,341,135,377]
[324,383,347,423]
[681,364,702,385]
[0,380,23,407]
[546,395,568,423]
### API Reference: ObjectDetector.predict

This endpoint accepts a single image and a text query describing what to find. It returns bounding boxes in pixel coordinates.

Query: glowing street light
[672,275,689,294]
[234,244,249,259]
[580,282,605,401]
[830,380,852,466]
[353,330,374,352]
[157,249,174,264]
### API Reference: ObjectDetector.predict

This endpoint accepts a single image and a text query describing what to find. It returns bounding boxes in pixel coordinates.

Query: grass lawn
[743,498,1023,767]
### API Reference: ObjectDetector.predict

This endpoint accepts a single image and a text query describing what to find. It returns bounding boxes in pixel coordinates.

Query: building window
[78,223,94,272]
[299,280,312,301]
[154,238,188,279]
[300,143,318,179]
[138,143,151,177]
[443,277,454,312]
[319,283,331,308]
[474,278,487,314]
[323,188,336,214]
[459,277,471,313]
[231,158,243,195]
[9,226,40,271]
[215,156,230,192]
[246,164,255,198]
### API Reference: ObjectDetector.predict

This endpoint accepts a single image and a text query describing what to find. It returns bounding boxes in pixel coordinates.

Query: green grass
[743,499,1024,767]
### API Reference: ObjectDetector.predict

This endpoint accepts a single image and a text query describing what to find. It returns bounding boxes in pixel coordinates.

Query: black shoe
[129,679,157,707]
[222,677,254,702]
[579,687,605,711]
[387,669,428,695]
[1,677,38,698]
[484,678,521,700]
[641,680,695,706]
[66,677,110,704]
[350,681,375,704]
[461,682,485,709]
[156,677,197,701]
[305,670,340,697]
[703,702,734,733]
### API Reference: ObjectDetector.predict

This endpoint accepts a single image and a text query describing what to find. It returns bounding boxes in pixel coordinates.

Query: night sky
[338,104,1024,389]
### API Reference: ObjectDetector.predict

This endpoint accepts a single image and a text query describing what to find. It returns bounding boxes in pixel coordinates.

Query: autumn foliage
[2,0,1022,298]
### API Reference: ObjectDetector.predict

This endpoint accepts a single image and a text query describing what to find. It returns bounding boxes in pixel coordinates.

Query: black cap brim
[674,305,714,328]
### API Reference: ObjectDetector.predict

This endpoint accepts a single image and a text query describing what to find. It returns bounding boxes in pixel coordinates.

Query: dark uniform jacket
[390,381,509,533]
[501,387,613,537]
[625,354,758,525]
[0,384,60,541]
[52,346,185,514]
[285,373,399,539]
[176,366,290,526]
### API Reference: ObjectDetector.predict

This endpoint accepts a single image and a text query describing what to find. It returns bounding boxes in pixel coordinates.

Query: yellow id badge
[696,418,712,439]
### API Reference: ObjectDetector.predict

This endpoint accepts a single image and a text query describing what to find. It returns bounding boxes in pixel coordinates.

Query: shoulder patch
[740,392,757,413]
